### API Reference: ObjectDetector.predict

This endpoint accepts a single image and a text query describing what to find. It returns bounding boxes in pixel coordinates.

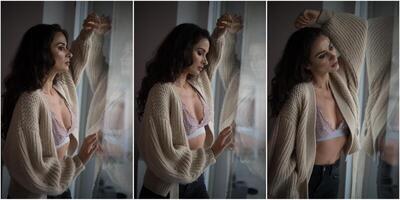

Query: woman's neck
[312,72,330,90]
[42,72,57,95]
[174,72,190,89]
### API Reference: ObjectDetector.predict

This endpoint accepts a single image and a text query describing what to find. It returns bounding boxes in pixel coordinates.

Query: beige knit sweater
[3,30,103,198]
[138,31,228,197]
[268,10,367,198]
[217,33,240,132]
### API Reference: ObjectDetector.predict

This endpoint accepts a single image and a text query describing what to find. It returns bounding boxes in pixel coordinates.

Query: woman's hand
[211,126,233,157]
[295,9,321,29]
[78,132,99,165]
[83,13,111,34]
[214,13,243,38]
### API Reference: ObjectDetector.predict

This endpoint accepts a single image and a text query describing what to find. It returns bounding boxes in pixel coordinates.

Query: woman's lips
[331,61,338,68]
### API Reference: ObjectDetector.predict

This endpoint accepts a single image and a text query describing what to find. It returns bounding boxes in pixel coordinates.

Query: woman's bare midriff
[57,142,70,160]
[188,134,206,150]
[314,135,347,165]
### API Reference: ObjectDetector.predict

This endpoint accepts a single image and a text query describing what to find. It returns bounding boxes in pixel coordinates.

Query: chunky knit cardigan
[3,30,103,198]
[138,31,232,197]
[268,10,367,198]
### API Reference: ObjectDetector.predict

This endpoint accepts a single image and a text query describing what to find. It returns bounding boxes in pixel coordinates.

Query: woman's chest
[46,94,72,130]
[177,87,205,123]
[315,91,343,129]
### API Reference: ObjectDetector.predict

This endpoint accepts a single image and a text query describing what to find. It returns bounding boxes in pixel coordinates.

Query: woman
[136,14,242,198]
[268,9,366,198]
[2,13,109,198]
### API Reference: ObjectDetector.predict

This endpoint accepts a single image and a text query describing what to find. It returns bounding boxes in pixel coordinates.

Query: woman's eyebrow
[315,43,332,57]
[315,50,326,57]
[197,48,207,53]
[55,42,66,46]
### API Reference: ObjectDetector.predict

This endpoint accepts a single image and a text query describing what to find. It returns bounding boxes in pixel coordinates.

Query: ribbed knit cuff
[143,170,172,197]
[206,148,216,165]
[317,10,334,25]
[73,155,85,174]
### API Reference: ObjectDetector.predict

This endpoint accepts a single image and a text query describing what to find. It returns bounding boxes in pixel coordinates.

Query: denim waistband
[313,159,340,176]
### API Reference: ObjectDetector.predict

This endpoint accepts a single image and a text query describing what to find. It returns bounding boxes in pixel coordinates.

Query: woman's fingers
[295,18,309,29]
[221,126,232,134]
[219,126,233,146]
[86,137,99,154]
[296,16,308,25]
[298,16,308,24]
[86,133,98,141]
[89,143,98,154]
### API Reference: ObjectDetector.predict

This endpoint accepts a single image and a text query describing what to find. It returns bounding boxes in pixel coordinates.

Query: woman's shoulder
[147,82,177,102]
[13,90,46,115]
[17,90,44,105]
[278,82,314,119]
[149,82,173,94]
[289,82,313,100]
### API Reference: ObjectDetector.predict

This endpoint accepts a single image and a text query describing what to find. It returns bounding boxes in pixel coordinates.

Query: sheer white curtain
[74,1,133,198]
[97,2,133,197]
[234,2,266,179]
[351,2,399,198]
[212,1,266,198]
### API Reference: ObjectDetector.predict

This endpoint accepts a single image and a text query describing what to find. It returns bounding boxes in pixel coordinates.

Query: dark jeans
[377,159,399,199]
[8,189,72,199]
[47,188,72,199]
[308,160,340,198]
[139,174,209,199]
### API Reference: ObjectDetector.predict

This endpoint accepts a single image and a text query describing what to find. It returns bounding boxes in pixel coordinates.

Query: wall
[42,1,75,41]
[1,2,44,91]
[133,2,178,196]
[267,1,322,96]
[267,1,322,135]
[177,1,209,29]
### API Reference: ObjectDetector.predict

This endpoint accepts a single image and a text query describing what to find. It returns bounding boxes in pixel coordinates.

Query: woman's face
[185,38,210,76]
[307,35,339,75]
[50,32,72,72]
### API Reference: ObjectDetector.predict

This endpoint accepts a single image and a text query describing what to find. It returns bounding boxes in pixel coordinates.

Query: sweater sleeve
[84,33,108,92]
[3,93,85,195]
[205,29,225,80]
[217,32,240,89]
[68,29,94,85]
[317,10,367,92]
[138,85,216,184]
[267,114,300,198]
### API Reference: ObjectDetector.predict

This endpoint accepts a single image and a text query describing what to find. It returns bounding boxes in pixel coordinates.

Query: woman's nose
[203,56,208,65]
[67,49,73,58]
[329,51,336,60]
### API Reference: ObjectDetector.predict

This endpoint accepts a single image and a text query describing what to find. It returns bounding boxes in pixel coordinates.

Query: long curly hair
[269,27,324,117]
[136,23,211,120]
[2,24,68,139]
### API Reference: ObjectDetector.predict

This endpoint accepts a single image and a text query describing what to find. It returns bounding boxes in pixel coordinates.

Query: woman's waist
[56,142,70,160]
[188,133,206,150]
[315,136,346,164]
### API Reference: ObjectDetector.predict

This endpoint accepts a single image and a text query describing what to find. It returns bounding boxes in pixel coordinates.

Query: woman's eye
[197,51,203,56]
[318,54,326,59]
